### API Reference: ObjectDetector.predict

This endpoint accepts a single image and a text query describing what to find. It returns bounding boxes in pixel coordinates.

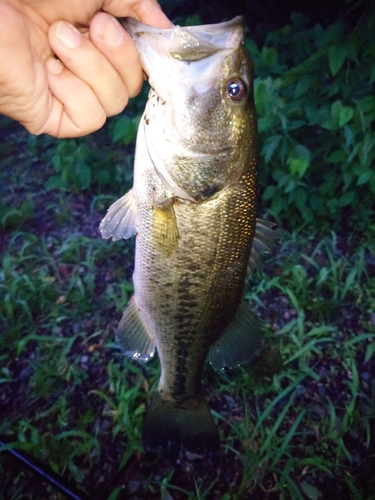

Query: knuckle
[107,89,129,117]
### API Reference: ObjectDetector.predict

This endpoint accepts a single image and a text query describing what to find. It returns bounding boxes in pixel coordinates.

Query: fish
[100,16,277,453]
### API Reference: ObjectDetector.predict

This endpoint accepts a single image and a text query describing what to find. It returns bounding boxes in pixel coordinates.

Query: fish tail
[142,392,219,453]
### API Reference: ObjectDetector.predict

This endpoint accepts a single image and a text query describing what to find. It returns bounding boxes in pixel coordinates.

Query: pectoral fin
[100,189,137,241]
[248,219,281,272]
[152,199,179,257]
[116,296,155,362]
[208,300,263,370]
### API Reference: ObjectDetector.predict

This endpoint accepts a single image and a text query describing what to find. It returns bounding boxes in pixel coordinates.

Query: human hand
[0,0,172,138]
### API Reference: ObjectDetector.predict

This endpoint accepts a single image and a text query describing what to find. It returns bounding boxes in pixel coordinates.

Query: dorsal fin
[248,218,281,272]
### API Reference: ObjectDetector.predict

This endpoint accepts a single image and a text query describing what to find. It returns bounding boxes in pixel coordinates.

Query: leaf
[357,170,373,185]
[263,185,277,200]
[343,172,353,190]
[344,125,355,148]
[365,341,375,362]
[108,487,122,500]
[288,158,309,177]
[357,95,375,113]
[244,38,259,59]
[258,115,276,133]
[294,74,315,98]
[331,101,354,128]
[112,115,140,145]
[77,164,92,190]
[338,191,355,207]
[300,481,321,500]
[261,46,278,67]
[294,144,311,162]
[319,21,345,47]
[262,134,282,163]
[328,45,347,76]
[270,195,286,216]
[46,175,67,191]
[327,198,338,214]
[327,150,345,163]
[359,131,375,165]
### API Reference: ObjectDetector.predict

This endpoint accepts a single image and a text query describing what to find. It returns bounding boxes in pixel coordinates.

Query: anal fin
[100,189,137,241]
[116,296,155,362]
[208,300,263,370]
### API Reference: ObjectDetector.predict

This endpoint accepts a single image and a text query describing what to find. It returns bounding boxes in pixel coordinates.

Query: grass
[1,183,374,499]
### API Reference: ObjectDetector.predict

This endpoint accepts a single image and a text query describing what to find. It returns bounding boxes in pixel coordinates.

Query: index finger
[103,0,173,28]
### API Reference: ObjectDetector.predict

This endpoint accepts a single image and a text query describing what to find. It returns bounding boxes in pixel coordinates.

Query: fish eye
[225,78,247,103]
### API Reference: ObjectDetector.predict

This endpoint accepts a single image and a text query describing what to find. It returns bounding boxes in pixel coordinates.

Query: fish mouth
[124,17,245,100]
[168,17,244,62]
[125,16,244,49]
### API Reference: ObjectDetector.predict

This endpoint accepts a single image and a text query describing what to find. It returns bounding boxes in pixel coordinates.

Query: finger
[44,56,106,138]
[48,20,133,117]
[103,0,173,29]
[0,2,51,133]
[89,12,143,98]
[130,0,174,28]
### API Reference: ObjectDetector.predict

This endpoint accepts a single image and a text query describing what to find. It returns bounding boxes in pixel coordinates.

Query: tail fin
[142,392,219,453]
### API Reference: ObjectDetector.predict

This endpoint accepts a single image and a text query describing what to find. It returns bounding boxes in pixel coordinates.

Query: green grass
[1,214,374,498]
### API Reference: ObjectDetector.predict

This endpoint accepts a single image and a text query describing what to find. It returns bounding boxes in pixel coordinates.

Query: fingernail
[55,21,82,49]
[46,56,63,75]
[99,14,124,47]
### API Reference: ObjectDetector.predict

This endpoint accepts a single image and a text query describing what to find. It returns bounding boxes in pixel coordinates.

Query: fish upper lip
[124,15,244,39]
[124,16,244,79]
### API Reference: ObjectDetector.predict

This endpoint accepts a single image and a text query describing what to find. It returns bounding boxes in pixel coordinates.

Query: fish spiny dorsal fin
[116,296,156,362]
[99,189,137,241]
[247,218,281,273]
[208,300,263,370]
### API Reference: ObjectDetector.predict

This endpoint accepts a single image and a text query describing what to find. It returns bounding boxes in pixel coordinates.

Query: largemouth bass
[100,16,276,453]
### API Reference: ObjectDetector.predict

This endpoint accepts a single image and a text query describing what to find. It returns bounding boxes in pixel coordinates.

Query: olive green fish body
[135,158,257,402]
[100,17,271,452]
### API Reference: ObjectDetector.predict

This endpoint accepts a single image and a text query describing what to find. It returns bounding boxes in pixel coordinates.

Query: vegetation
[0,1,374,499]
[250,7,375,233]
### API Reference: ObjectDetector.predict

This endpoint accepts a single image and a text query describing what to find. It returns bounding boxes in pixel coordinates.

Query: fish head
[125,17,257,202]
